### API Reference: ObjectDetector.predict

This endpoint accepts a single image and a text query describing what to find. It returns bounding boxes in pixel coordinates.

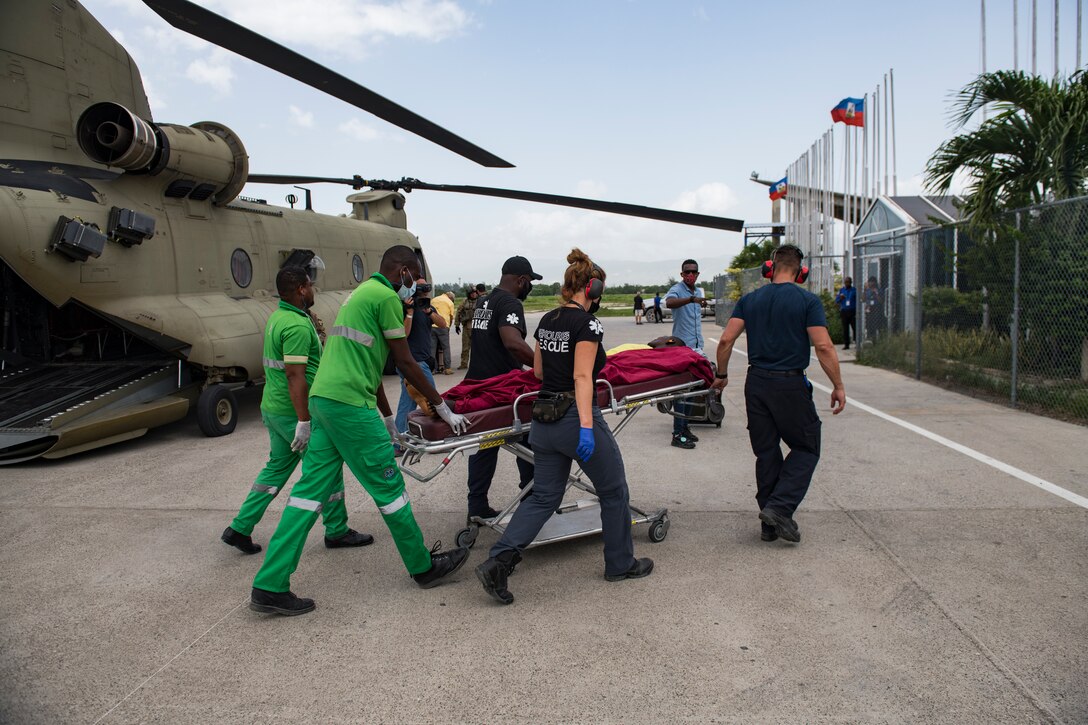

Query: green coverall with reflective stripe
[229,300,349,538]
[252,274,434,593]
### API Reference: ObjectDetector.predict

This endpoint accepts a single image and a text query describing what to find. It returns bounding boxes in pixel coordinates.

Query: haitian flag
[769,177,787,201]
[830,97,865,126]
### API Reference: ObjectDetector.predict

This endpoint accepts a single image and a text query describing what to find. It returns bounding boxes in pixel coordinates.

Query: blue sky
[88,0,1084,284]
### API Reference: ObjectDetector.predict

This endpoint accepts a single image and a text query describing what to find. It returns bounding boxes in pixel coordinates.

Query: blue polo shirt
[836,285,857,311]
[665,281,704,351]
[731,283,826,371]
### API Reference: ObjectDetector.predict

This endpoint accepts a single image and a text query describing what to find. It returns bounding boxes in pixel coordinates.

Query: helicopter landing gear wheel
[455,526,478,549]
[197,385,238,437]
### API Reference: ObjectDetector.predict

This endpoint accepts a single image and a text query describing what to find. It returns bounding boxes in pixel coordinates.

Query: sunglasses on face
[681,270,699,277]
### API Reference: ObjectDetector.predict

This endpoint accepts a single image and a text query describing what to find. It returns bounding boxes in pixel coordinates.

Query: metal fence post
[1011,213,1021,407]
[915,232,923,380]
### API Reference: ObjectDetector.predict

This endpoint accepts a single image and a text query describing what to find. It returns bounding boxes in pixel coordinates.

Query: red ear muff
[795,266,809,284]
[585,278,604,300]
[762,260,775,279]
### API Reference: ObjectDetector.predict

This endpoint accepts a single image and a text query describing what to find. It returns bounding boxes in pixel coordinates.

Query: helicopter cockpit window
[231,248,253,288]
[352,254,364,283]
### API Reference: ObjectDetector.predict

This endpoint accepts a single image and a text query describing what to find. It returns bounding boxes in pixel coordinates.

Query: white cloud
[200,0,472,56]
[338,118,380,141]
[185,50,235,95]
[670,182,738,215]
[575,180,608,198]
[289,105,315,128]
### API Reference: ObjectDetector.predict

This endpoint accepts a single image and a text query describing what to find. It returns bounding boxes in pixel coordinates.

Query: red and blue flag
[769,177,787,201]
[830,97,865,126]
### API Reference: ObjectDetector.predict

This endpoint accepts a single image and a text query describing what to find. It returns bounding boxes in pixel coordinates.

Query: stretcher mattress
[406,371,700,442]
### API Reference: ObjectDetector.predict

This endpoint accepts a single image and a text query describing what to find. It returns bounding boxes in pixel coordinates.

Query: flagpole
[874,85,880,197]
[890,68,898,195]
[862,92,869,209]
[883,73,889,195]
[1014,0,1020,70]
[1055,0,1060,78]
[1033,0,1038,75]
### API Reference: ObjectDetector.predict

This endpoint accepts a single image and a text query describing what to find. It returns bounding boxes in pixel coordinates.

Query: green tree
[730,239,777,269]
[925,70,1088,228]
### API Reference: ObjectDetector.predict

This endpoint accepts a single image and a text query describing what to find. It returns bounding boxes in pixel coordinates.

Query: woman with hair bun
[474,249,654,605]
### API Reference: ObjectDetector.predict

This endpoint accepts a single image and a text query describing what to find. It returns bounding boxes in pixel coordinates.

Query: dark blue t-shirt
[407,305,434,363]
[731,283,827,371]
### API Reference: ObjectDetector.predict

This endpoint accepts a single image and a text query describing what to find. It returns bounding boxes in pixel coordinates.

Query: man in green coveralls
[221,266,374,554]
[250,246,472,616]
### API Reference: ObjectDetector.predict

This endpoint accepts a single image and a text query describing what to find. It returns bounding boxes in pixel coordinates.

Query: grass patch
[857,328,1088,423]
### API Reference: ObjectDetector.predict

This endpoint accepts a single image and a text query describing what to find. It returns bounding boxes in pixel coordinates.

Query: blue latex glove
[577,426,595,462]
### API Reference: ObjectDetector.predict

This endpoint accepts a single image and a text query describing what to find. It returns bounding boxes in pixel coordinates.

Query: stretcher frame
[398,375,713,550]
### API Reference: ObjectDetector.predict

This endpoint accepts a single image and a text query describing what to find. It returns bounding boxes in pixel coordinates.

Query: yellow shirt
[432,294,455,326]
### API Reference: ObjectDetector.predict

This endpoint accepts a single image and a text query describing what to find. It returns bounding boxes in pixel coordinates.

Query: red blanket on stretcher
[443,347,714,414]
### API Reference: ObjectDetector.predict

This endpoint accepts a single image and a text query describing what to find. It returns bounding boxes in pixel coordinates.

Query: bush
[921,287,984,329]
[819,291,843,344]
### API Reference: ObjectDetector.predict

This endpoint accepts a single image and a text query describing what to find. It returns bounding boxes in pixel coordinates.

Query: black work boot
[221,526,261,555]
[413,542,470,589]
[324,528,375,548]
[605,557,655,582]
[759,508,801,543]
[249,587,315,616]
[760,522,779,542]
[475,551,521,605]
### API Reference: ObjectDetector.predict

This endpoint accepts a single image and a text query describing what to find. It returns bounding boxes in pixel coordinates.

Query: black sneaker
[759,508,801,543]
[221,526,261,555]
[605,557,655,582]
[475,551,521,605]
[671,433,695,449]
[413,542,470,589]
[760,528,779,542]
[682,428,700,443]
[324,528,375,548]
[249,587,315,616]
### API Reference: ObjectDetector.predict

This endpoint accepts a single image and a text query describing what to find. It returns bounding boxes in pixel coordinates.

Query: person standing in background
[835,277,857,350]
[431,289,456,374]
[455,286,479,369]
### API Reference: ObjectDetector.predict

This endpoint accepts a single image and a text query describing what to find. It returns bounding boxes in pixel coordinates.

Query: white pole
[982,0,988,74]
[890,68,898,195]
[1033,0,1039,75]
[1078,0,1083,68]
[862,92,869,207]
[1055,0,1061,78]
[874,86,881,197]
[883,73,890,196]
[1014,0,1020,70]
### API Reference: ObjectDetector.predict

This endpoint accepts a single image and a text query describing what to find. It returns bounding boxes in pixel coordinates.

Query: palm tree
[925,70,1088,227]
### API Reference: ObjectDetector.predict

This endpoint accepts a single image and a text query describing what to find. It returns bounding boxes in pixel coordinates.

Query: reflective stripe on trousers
[378,491,409,516]
[251,483,279,495]
[287,496,323,513]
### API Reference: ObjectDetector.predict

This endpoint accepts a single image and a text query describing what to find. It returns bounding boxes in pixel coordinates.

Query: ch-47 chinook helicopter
[0,0,743,464]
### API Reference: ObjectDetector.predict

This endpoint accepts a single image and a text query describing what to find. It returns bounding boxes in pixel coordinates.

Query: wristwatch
[715,372,728,379]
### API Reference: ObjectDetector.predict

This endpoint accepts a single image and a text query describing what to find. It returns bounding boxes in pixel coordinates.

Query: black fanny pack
[531,391,575,423]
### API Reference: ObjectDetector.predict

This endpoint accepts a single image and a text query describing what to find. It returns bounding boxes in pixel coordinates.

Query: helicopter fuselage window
[231,248,253,288]
[352,254,364,282]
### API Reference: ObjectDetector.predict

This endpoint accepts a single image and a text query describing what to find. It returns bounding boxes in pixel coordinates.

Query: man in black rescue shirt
[465,256,542,519]
[711,245,846,544]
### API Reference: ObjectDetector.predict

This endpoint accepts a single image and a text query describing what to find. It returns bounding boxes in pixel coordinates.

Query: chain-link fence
[854,196,1088,424]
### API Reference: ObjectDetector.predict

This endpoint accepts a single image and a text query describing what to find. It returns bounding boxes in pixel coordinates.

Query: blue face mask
[397,270,417,302]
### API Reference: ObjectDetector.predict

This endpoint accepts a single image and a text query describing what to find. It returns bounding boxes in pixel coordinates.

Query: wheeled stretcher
[399,369,716,551]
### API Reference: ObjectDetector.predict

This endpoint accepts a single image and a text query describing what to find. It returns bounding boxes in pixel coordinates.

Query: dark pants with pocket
[490,406,636,577]
[744,368,821,518]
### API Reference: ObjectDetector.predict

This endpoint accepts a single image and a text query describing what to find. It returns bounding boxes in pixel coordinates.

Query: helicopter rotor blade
[247,175,744,232]
[142,0,514,169]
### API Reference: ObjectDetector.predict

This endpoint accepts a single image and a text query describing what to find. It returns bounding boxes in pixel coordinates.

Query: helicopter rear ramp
[0,361,191,463]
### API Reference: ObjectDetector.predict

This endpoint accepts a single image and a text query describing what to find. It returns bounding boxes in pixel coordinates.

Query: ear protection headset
[585,263,605,300]
[762,245,810,284]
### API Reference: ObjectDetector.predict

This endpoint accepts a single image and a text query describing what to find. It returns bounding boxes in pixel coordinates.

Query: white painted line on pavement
[706,337,1088,510]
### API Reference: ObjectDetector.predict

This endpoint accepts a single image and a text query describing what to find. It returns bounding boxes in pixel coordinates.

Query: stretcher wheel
[455,526,478,549]
[648,517,669,543]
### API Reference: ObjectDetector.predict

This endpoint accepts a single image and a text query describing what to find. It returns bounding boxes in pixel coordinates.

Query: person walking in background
[835,277,857,350]
[664,259,708,449]
[455,286,479,369]
[652,291,663,323]
[431,289,456,374]
[395,278,447,435]
[711,244,845,545]
[863,276,882,343]
[633,290,645,325]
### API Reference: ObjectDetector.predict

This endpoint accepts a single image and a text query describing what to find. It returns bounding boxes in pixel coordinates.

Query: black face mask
[588,299,601,315]
[517,279,532,301]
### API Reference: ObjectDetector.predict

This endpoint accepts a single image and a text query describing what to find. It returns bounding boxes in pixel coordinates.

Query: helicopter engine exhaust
[76,102,249,205]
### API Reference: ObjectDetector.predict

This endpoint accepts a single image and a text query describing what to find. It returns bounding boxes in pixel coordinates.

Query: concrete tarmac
[0,314,1085,723]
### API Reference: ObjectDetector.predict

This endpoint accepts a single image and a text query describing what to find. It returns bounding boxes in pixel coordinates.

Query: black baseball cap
[502,256,543,280]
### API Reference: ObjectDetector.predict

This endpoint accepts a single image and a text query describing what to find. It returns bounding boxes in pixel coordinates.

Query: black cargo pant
[744,368,822,519]
[490,406,636,577]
